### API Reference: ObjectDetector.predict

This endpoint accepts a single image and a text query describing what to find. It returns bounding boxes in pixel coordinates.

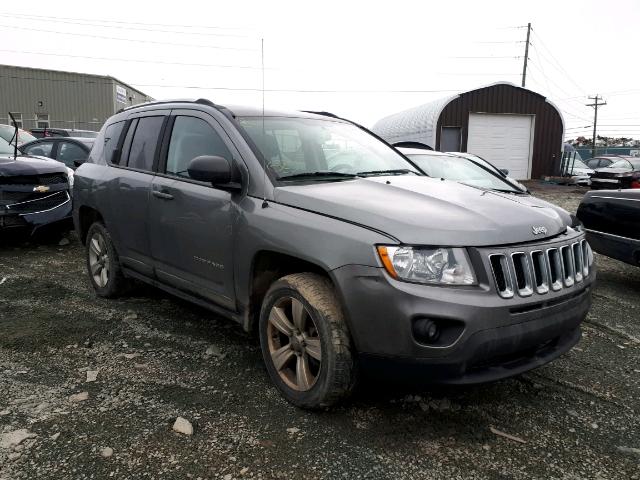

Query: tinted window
[165,116,231,179]
[57,142,87,168]
[586,159,600,169]
[104,121,125,164]
[126,116,164,171]
[24,141,54,158]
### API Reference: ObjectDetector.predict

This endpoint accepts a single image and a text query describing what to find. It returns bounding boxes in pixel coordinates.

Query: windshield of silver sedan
[406,153,524,193]
[237,117,420,181]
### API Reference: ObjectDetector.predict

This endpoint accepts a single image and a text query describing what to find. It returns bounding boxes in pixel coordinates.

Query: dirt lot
[1,183,639,479]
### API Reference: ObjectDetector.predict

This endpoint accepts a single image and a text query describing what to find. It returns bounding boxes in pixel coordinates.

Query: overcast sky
[1,0,638,139]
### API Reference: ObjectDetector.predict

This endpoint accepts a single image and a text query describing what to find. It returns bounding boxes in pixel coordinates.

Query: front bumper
[332,234,594,384]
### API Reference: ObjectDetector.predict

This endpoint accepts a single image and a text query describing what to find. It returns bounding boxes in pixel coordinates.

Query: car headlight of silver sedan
[377,246,476,285]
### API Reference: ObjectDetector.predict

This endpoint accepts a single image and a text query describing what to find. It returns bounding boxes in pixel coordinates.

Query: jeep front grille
[490,239,591,299]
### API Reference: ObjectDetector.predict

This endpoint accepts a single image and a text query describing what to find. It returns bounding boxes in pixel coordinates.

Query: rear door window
[125,116,165,171]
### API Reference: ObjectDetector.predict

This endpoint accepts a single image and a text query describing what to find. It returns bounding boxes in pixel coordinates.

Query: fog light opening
[414,319,441,344]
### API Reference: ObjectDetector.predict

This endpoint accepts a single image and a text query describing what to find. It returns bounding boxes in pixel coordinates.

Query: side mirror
[499,168,509,176]
[187,155,240,190]
[73,159,85,168]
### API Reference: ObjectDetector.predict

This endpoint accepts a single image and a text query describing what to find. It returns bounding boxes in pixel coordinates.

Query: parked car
[577,189,640,267]
[73,99,594,409]
[590,156,640,189]
[445,151,529,192]
[562,157,594,186]
[0,123,36,146]
[20,137,94,170]
[586,156,616,170]
[0,137,72,234]
[30,128,99,139]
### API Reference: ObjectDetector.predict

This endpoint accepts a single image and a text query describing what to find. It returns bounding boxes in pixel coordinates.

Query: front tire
[85,222,129,298]
[259,273,356,409]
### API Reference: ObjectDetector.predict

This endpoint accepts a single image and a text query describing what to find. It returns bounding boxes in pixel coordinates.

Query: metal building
[0,64,153,132]
[373,82,565,180]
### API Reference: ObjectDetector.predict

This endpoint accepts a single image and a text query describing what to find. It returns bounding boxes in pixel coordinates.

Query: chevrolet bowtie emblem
[33,185,50,193]
[532,226,547,235]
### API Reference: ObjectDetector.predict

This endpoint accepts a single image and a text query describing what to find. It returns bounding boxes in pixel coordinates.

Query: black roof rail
[117,98,222,114]
[392,141,434,150]
[301,110,340,119]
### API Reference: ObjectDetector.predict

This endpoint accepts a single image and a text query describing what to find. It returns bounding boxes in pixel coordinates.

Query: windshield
[0,125,36,145]
[237,117,420,180]
[407,153,522,193]
[606,159,634,170]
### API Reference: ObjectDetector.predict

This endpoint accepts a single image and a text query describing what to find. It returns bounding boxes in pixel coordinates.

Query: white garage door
[467,113,534,180]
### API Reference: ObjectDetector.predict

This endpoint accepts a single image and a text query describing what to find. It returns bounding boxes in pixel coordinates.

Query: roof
[372,81,564,148]
[373,93,459,149]
[0,63,151,98]
[120,99,347,121]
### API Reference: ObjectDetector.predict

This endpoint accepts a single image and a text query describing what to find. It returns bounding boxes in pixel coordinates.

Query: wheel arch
[77,206,104,245]
[243,250,343,334]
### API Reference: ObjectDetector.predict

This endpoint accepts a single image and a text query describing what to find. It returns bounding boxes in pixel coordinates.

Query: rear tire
[85,222,129,298]
[259,273,356,409]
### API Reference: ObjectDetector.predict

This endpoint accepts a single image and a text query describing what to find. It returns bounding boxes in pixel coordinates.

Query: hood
[569,167,594,175]
[0,154,68,177]
[593,168,632,175]
[274,176,571,246]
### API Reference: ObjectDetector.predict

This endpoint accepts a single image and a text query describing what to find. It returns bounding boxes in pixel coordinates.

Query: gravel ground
[1,182,639,479]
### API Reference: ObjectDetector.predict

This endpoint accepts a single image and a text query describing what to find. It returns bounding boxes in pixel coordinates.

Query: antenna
[8,112,18,160]
[261,37,268,208]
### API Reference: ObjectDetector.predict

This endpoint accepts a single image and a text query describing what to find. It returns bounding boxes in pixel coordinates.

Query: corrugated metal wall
[437,84,564,178]
[0,65,152,132]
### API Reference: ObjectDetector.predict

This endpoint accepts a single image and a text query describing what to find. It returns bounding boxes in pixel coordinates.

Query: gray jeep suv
[73,99,595,408]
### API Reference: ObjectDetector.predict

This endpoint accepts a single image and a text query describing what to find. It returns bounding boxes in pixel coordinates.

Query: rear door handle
[152,190,174,200]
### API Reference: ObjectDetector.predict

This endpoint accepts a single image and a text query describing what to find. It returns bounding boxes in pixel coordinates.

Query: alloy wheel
[267,296,322,391]
[88,232,110,288]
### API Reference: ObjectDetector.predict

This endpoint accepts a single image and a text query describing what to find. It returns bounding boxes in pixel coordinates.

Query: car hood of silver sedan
[275,175,572,246]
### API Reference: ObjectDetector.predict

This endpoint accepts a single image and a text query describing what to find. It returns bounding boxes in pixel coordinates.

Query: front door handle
[152,190,174,200]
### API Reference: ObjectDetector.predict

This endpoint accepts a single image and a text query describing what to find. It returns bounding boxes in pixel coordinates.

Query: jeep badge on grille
[532,226,547,235]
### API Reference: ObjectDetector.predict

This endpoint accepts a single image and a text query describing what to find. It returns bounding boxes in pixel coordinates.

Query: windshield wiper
[356,169,417,177]
[460,183,523,195]
[278,171,357,181]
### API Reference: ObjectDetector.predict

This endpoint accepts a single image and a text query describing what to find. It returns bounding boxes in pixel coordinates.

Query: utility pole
[521,22,531,88]
[586,95,606,158]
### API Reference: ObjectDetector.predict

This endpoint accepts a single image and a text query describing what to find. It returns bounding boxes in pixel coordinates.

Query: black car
[0,138,72,234]
[30,128,99,139]
[589,156,640,189]
[577,189,640,267]
[20,137,94,170]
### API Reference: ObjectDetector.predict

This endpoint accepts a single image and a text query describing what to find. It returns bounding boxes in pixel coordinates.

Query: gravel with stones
[1,182,639,479]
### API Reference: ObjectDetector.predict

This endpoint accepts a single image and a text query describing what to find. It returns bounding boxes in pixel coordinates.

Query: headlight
[377,246,476,285]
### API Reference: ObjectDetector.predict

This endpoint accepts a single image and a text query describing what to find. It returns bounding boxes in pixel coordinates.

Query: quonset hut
[373,82,565,179]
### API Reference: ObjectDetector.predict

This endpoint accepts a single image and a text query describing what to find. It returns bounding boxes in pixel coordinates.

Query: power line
[0,74,462,94]
[0,25,257,51]
[0,49,263,70]
[0,11,250,31]
[0,13,254,38]
[529,28,587,95]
